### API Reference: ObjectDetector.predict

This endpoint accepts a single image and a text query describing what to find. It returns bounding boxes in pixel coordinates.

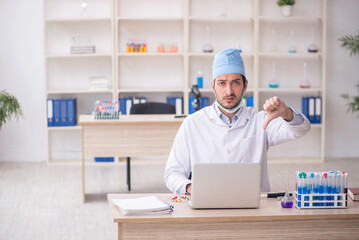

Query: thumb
[263,115,274,130]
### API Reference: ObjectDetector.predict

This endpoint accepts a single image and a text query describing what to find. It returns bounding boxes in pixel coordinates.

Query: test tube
[307,172,314,194]
[302,172,307,194]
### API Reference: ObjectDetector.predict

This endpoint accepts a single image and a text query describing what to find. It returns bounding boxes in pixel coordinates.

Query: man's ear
[211,80,215,93]
[244,80,248,92]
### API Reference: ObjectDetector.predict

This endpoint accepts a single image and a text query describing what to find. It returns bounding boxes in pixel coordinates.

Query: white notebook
[112,196,173,215]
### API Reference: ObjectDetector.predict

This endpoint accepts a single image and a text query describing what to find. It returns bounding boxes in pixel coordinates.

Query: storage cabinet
[45,0,326,163]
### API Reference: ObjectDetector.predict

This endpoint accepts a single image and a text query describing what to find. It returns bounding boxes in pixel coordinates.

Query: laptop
[187,163,261,209]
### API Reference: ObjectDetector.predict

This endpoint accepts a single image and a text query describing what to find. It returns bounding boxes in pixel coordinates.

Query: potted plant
[339,31,359,117]
[277,0,295,17]
[0,90,23,130]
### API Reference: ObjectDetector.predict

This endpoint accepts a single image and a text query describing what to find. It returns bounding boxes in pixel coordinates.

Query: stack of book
[112,196,173,215]
[71,46,95,54]
[348,188,359,201]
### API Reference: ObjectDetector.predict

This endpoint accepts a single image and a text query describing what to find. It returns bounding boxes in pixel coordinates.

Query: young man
[164,48,311,194]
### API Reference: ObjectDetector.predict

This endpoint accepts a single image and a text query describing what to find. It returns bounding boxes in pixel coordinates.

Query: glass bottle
[307,27,318,53]
[300,62,311,88]
[269,63,279,88]
[281,172,294,208]
[288,30,297,53]
[203,26,214,53]
[269,29,278,52]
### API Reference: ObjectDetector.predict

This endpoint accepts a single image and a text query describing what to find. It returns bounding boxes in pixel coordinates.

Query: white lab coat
[164,104,311,194]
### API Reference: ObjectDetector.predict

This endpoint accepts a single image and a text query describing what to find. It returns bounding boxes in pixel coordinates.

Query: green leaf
[0,90,23,130]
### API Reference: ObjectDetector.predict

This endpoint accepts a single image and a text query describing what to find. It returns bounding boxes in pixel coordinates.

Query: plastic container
[197,71,203,89]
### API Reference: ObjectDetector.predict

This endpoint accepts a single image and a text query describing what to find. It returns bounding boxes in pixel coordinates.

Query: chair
[125,102,176,191]
[130,102,176,114]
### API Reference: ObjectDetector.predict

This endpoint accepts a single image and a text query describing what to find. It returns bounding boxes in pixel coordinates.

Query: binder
[60,99,67,126]
[94,157,114,162]
[315,97,322,124]
[67,98,77,126]
[200,97,209,108]
[175,97,183,115]
[246,96,254,107]
[126,98,132,115]
[47,99,54,127]
[301,97,309,119]
[53,99,61,127]
[308,97,315,123]
[119,98,127,114]
[166,97,176,107]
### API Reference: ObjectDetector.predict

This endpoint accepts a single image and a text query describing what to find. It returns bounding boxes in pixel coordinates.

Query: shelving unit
[45,0,326,164]
[44,0,115,164]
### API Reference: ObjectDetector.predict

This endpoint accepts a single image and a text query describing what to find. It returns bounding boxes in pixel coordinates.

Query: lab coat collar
[209,104,251,129]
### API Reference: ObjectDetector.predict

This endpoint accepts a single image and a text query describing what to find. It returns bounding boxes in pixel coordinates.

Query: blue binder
[200,97,209,108]
[166,97,176,107]
[60,99,67,126]
[314,97,322,124]
[246,96,254,107]
[47,99,54,127]
[119,98,127,115]
[95,157,114,162]
[302,97,309,119]
[53,99,61,127]
[67,98,77,126]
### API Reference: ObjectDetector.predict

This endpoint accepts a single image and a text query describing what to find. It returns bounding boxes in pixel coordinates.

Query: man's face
[211,73,247,109]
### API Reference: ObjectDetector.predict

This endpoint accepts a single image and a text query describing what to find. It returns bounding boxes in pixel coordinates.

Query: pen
[164,202,174,209]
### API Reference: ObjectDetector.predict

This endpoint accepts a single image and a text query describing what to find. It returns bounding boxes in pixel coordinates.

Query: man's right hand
[186,184,192,195]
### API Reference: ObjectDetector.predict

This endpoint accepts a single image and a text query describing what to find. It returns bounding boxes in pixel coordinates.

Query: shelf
[46,53,113,58]
[258,16,322,22]
[45,17,112,23]
[119,88,184,93]
[259,52,321,58]
[259,88,322,93]
[47,126,82,131]
[189,52,253,58]
[189,88,254,93]
[189,16,253,23]
[47,89,113,94]
[311,124,323,128]
[117,53,183,57]
[117,17,182,21]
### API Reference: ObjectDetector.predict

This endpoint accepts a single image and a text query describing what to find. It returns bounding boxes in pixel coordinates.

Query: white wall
[0,0,358,162]
[0,0,46,161]
[325,0,359,158]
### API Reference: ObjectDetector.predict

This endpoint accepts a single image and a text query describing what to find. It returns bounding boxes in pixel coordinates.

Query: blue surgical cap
[212,48,246,81]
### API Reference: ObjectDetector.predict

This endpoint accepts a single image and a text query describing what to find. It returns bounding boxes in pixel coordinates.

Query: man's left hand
[263,96,293,129]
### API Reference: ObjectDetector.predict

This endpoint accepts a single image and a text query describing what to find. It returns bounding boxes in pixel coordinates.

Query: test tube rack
[295,192,347,209]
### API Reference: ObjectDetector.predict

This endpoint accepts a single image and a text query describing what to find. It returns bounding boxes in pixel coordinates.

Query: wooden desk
[108,193,359,240]
[79,115,183,203]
